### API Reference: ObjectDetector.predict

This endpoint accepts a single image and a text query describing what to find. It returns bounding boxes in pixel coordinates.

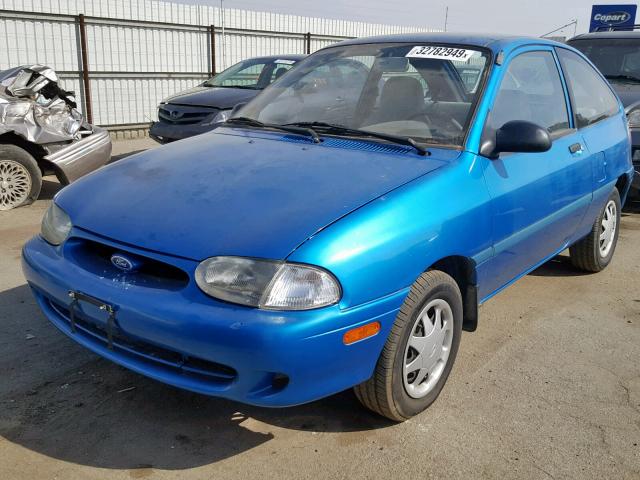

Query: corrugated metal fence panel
[1,17,79,70]
[0,0,436,126]
[85,24,210,73]
[90,76,208,125]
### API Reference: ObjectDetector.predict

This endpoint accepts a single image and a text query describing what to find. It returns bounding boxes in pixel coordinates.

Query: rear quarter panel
[573,111,632,241]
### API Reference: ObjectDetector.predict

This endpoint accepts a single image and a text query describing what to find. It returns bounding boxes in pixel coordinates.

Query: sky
[174,0,639,37]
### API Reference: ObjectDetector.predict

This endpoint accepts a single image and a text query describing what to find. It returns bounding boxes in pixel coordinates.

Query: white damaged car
[0,65,111,210]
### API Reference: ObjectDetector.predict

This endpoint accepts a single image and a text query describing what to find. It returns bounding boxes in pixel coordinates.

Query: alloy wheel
[403,298,454,399]
[0,160,32,211]
[599,199,617,257]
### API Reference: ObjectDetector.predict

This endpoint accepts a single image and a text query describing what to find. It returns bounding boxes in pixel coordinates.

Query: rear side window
[488,51,570,134]
[556,48,620,128]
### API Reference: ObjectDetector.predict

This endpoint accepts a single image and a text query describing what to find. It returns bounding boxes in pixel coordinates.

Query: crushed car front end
[0,64,111,209]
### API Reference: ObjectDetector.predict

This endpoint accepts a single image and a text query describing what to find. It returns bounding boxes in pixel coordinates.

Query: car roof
[321,32,567,54]
[569,30,640,41]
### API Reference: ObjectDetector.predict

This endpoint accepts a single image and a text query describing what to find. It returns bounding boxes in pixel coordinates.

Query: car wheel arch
[615,173,630,199]
[427,255,478,332]
[0,131,48,169]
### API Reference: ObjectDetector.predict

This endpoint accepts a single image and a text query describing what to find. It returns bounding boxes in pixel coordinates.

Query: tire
[570,188,621,273]
[0,144,42,211]
[354,270,463,421]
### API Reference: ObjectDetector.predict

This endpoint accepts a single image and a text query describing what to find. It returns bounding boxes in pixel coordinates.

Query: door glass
[488,51,570,134]
[556,48,620,128]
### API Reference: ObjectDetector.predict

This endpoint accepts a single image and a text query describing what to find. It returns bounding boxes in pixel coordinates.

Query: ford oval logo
[111,254,135,272]
[594,11,631,25]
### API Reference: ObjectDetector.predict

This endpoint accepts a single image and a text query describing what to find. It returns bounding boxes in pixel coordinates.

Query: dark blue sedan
[149,55,305,143]
[23,34,634,421]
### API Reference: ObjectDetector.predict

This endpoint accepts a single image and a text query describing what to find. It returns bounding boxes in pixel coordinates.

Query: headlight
[41,203,72,245]
[195,256,341,310]
[202,109,231,126]
[628,108,640,128]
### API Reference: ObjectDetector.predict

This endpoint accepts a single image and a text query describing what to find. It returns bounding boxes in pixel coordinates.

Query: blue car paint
[52,129,448,261]
[22,34,635,407]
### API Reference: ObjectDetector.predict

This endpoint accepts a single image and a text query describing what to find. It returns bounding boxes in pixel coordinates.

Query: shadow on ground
[0,284,392,471]
[38,179,64,201]
[528,253,590,277]
[623,196,640,214]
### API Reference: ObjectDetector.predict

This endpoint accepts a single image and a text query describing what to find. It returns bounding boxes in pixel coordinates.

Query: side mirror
[480,120,551,159]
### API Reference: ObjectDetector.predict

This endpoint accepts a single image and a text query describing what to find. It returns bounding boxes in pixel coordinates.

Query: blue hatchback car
[23,34,634,421]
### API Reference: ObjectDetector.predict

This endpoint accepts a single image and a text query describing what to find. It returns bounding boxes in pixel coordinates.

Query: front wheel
[0,144,42,211]
[570,188,621,272]
[354,270,462,421]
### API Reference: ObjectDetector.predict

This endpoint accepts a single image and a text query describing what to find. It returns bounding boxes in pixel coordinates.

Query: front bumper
[149,121,219,144]
[44,127,112,183]
[21,232,404,407]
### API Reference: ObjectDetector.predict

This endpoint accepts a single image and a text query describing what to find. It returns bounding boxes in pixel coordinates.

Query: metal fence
[0,1,434,130]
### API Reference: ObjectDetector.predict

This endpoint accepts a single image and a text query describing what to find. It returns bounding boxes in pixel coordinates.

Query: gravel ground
[1,139,639,479]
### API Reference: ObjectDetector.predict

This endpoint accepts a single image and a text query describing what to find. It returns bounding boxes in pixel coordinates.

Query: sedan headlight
[202,109,231,126]
[41,203,72,245]
[628,108,640,128]
[195,256,341,310]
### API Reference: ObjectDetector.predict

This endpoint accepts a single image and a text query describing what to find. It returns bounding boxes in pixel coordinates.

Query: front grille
[65,238,190,291]
[158,105,215,125]
[48,298,237,384]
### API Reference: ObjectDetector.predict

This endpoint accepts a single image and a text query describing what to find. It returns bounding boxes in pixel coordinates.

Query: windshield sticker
[406,46,475,62]
[275,59,296,65]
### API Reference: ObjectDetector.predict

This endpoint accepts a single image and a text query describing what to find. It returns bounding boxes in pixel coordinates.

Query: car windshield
[569,38,640,82]
[203,58,298,89]
[235,43,489,147]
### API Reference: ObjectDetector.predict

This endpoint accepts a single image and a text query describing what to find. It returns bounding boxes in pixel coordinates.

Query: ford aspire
[22,34,634,421]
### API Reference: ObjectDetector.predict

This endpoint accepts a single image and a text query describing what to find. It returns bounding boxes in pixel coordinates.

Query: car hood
[162,85,260,109]
[57,130,452,260]
[609,81,640,108]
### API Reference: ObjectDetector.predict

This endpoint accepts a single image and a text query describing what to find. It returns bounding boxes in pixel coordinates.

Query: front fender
[288,152,493,308]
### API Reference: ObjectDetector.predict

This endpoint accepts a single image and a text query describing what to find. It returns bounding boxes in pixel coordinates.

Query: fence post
[305,32,311,54]
[77,14,93,124]
[210,25,216,76]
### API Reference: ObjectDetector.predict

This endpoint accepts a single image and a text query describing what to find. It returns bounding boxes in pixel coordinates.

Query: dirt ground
[1,139,639,479]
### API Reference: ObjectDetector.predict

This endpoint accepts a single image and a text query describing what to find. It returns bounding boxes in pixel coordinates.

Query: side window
[488,51,570,134]
[556,48,620,128]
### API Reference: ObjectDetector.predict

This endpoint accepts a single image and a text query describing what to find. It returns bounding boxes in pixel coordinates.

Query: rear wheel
[354,270,462,421]
[570,188,621,272]
[0,144,42,211]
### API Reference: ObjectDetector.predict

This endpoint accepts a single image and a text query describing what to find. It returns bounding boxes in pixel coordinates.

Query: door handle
[569,143,583,154]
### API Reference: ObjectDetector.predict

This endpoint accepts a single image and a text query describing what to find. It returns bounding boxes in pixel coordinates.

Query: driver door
[480,48,592,297]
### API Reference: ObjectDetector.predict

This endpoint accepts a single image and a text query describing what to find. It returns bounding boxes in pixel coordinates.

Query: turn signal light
[343,321,381,345]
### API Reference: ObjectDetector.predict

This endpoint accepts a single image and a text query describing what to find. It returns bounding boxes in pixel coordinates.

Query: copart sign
[589,4,637,32]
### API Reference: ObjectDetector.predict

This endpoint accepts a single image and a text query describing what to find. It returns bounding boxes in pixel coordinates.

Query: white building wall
[0,0,436,126]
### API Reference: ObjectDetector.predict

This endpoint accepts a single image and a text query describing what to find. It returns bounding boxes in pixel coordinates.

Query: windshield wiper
[604,74,640,83]
[225,117,320,143]
[284,122,429,156]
